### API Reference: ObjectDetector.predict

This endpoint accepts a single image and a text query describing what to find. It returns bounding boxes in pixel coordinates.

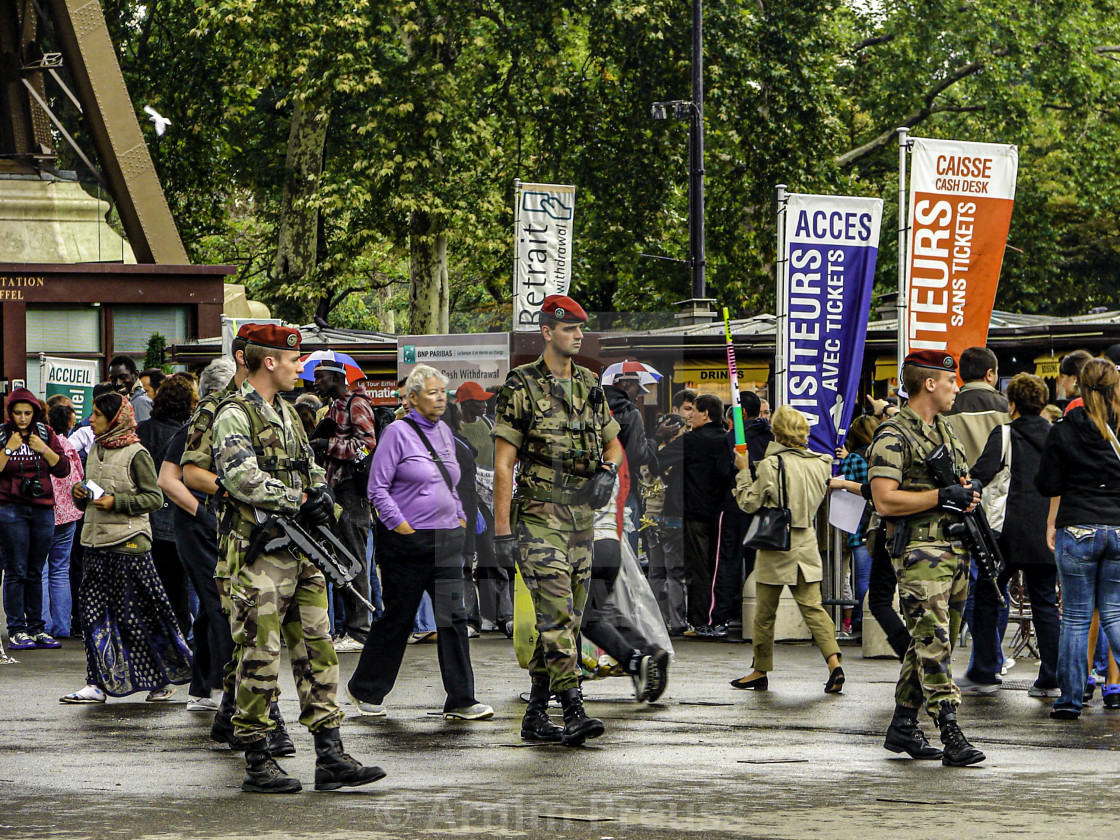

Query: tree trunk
[408,209,448,335]
[375,283,396,334]
[273,100,330,292]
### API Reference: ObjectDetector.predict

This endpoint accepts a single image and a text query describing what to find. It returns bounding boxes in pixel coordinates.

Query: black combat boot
[936,701,985,767]
[883,705,943,759]
[520,682,564,742]
[267,702,296,757]
[241,744,302,794]
[556,687,605,746]
[312,726,386,791]
[210,691,248,750]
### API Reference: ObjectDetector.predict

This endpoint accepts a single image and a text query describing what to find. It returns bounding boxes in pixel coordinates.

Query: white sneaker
[408,631,437,645]
[186,695,220,712]
[1000,657,1016,676]
[467,626,480,639]
[333,635,365,653]
[443,703,494,721]
[1028,685,1061,698]
[347,687,386,717]
[957,675,1001,695]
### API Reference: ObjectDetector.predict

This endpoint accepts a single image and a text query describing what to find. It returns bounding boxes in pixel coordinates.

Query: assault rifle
[246,513,377,614]
[926,443,1006,608]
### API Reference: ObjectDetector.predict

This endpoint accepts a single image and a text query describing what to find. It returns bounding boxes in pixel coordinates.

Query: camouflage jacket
[492,356,620,531]
[866,404,968,537]
[211,380,325,537]
[180,380,238,473]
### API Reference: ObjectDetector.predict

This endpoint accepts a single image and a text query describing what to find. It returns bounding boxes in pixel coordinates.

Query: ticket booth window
[112,306,189,359]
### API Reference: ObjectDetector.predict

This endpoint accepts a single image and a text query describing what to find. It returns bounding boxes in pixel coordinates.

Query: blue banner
[781,194,882,456]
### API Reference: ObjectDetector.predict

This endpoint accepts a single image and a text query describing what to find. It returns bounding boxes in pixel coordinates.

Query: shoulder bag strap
[1105,424,1120,466]
[402,417,455,492]
[776,455,787,508]
[1003,424,1012,471]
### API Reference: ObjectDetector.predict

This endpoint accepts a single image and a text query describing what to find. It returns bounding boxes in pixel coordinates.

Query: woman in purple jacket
[347,364,492,722]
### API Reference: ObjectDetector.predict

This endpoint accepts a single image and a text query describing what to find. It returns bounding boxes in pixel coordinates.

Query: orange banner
[905,138,1018,360]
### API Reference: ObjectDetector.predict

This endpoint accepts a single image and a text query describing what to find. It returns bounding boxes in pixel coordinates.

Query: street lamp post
[651,0,714,325]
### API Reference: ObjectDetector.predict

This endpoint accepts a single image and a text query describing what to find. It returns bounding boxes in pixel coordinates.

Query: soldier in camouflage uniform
[211,323,384,794]
[179,326,298,755]
[492,294,623,746]
[867,349,986,767]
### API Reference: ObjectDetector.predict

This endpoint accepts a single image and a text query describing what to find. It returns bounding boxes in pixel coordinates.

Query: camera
[19,477,43,498]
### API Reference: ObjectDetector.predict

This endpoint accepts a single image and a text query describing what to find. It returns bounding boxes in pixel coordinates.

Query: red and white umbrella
[298,350,366,384]
[600,361,662,386]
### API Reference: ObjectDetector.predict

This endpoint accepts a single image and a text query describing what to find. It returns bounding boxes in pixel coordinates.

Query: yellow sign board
[672,359,770,405]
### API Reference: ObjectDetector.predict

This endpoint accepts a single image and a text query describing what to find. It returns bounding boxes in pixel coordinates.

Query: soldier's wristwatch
[601,461,619,476]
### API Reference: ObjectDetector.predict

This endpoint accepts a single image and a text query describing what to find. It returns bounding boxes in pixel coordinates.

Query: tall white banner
[512,181,574,332]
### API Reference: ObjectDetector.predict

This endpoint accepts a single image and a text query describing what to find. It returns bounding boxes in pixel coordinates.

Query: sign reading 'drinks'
[905,138,1018,360]
[782,193,882,456]
[512,182,575,332]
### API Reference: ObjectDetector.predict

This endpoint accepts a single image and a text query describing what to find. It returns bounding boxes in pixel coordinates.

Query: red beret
[243,324,302,351]
[903,349,957,372]
[455,381,494,402]
[235,323,255,339]
[540,294,588,324]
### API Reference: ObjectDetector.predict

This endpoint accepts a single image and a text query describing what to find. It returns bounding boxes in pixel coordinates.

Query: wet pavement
[2,634,1117,839]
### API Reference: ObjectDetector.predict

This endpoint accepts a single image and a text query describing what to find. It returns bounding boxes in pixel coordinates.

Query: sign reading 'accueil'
[782,193,882,455]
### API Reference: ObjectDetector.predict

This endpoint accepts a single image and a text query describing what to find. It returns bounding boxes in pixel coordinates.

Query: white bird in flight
[143,105,171,136]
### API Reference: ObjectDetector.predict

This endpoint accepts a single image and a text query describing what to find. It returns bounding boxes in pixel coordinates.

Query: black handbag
[742,455,792,551]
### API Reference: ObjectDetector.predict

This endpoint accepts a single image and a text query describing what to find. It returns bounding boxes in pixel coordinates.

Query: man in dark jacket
[657,393,734,635]
[946,346,1009,467]
[710,392,774,636]
[967,373,1059,696]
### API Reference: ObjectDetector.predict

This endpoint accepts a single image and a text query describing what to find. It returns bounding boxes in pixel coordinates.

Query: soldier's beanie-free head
[540,294,588,324]
[243,324,302,352]
[903,349,957,372]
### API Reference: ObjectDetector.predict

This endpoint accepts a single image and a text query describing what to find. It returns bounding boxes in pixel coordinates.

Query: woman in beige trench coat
[730,405,844,693]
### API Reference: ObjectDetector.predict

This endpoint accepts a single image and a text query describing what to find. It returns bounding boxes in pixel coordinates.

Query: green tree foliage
[104,0,1120,330]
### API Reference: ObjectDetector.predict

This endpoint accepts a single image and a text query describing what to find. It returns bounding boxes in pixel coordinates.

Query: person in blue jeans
[0,387,71,650]
[829,414,877,636]
[42,403,84,637]
[1035,358,1120,719]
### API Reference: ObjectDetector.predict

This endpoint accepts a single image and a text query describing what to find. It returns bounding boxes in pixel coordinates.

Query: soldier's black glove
[583,468,616,510]
[300,485,334,527]
[967,478,984,495]
[494,534,520,568]
[938,483,974,513]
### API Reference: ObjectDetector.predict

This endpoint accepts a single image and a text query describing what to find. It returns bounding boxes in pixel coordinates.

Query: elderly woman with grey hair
[347,364,493,721]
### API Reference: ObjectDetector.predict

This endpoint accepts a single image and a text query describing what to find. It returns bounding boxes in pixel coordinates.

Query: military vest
[216,394,313,540]
[511,360,606,506]
[81,443,153,548]
[880,408,966,539]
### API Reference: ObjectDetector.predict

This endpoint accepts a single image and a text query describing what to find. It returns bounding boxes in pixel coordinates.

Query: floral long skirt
[79,547,192,696]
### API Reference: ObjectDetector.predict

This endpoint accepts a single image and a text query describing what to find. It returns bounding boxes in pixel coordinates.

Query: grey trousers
[333,479,372,639]
[647,522,686,633]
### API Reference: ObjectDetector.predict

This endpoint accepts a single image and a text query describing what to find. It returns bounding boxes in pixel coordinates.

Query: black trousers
[348,526,477,712]
[150,537,190,637]
[475,504,513,625]
[683,519,717,629]
[968,563,1060,687]
[332,479,373,640]
[581,539,653,668]
[868,529,911,660]
[712,508,752,626]
[173,504,234,697]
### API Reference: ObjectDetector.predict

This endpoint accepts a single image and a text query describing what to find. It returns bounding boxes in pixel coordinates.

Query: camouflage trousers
[516,520,593,691]
[228,544,343,742]
[217,536,236,697]
[893,542,970,717]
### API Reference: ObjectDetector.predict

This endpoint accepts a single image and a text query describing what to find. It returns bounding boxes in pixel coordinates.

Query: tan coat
[735,441,831,586]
